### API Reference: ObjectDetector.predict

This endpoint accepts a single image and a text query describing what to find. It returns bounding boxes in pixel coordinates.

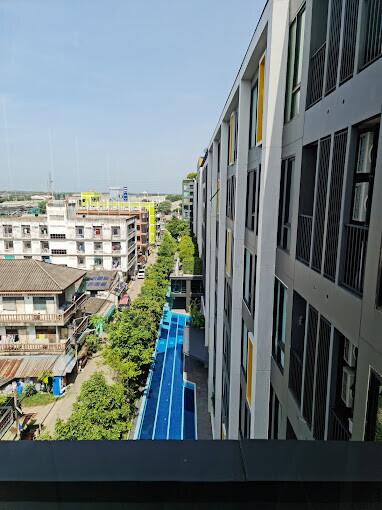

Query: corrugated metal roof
[0,356,58,379]
[52,352,76,376]
[0,260,86,294]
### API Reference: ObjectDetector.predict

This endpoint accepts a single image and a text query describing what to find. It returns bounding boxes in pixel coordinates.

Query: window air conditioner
[343,337,357,368]
[341,366,355,408]
[356,131,374,174]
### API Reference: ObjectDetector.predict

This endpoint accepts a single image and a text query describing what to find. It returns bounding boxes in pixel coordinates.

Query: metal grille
[324,130,348,280]
[296,214,313,265]
[363,0,382,67]
[313,317,331,440]
[340,0,360,82]
[312,137,331,272]
[329,408,351,440]
[341,224,369,294]
[303,306,318,429]
[307,43,326,108]
[289,348,303,406]
[325,0,343,94]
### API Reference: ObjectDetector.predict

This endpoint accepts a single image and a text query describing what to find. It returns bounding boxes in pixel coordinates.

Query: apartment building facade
[195,0,382,442]
[0,201,137,276]
[182,178,195,225]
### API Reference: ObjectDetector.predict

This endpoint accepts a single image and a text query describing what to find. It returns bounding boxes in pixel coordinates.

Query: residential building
[194,0,382,442]
[0,201,137,277]
[0,259,88,396]
[182,178,195,225]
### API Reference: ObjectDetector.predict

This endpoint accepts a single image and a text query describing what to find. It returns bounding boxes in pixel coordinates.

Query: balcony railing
[288,348,303,406]
[296,214,312,265]
[307,42,326,108]
[0,341,67,353]
[328,408,351,441]
[362,0,382,68]
[0,294,87,325]
[341,224,368,295]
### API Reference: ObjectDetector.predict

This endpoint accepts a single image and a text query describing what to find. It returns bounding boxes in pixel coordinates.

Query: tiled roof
[0,260,86,294]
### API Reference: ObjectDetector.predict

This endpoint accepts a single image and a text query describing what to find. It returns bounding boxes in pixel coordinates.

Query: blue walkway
[137,310,196,440]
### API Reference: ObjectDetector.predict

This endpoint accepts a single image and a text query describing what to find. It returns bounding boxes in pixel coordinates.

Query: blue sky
[0,0,264,194]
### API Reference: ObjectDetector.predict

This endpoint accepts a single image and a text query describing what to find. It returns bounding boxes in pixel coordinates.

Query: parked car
[137,270,145,279]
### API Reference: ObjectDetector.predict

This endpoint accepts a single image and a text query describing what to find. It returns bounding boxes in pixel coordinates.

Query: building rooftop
[0,260,86,295]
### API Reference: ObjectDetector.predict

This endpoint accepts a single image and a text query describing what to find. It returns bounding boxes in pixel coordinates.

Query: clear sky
[0,0,264,194]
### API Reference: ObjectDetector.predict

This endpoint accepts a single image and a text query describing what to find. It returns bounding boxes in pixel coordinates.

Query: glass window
[285,6,306,122]
[241,320,248,373]
[3,297,17,311]
[246,333,253,405]
[277,158,294,250]
[249,84,258,148]
[228,111,238,165]
[225,229,232,276]
[272,278,287,371]
[33,297,47,311]
[256,55,265,145]
[365,370,382,441]
[243,248,254,312]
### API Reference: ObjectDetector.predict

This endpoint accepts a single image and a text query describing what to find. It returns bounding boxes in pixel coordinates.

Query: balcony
[328,408,351,441]
[307,42,326,108]
[341,224,368,295]
[0,294,87,326]
[296,214,312,265]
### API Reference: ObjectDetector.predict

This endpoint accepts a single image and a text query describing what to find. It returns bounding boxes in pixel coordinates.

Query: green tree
[166,194,182,202]
[53,373,129,440]
[186,172,197,179]
[157,201,172,215]
[38,200,47,213]
[166,217,189,239]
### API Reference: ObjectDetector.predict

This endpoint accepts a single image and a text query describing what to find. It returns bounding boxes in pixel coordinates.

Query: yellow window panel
[256,54,265,145]
[225,229,231,275]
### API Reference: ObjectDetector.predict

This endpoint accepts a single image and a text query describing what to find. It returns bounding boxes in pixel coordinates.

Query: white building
[0,201,137,277]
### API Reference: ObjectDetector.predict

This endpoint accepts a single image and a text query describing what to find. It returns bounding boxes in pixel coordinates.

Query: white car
[137,270,145,279]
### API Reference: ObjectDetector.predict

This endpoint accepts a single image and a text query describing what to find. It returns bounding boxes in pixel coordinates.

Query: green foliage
[186,172,197,179]
[23,383,37,397]
[178,235,195,261]
[51,373,129,440]
[189,301,205,329]
[22,391,56,407]
[157,201,172,215]
[85,333,100,354]
[37,370,52,385]
[166,194,182,202]
[182,256,202,275]
[177,234,202,275]
[166,217,189,239]
[38,200,47,213]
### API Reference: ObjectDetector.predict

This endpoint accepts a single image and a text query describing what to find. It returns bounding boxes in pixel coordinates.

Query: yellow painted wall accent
[225,229,231,275]
[256,54,266,145]
[246,334,253,405]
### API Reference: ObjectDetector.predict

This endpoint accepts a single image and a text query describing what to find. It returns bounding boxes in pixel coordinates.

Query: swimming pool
[135,310,197,440]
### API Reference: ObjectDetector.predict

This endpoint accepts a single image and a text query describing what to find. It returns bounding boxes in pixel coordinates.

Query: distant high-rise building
[182,178,195,225]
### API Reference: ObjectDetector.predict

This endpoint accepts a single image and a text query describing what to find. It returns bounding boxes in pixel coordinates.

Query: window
[2,297,17,311]
[51,249,67,255]
[41,241,49,252]
[5,241,14,250]
[50,234,66,239]
[241,320,248,373]
[93,226,102,237]
[94,257,103,266]
[77,242,85,252]
[277,158,294,250]
[3,225,12,236]
[112,242,121,251]
[243,248,254,313]
[228,110,238,165]
[245,170,256,230]
[249,83,258,148]
[112,226,120,237]
[33,297,48,311]
[75,226,84,238]
[21,225,31,236]
[256,54,265,145]
[272,278,287,371]
[23,241,31,250]
[285,6,306,121]
[226,175,236,221]
[365,370,382,441]
[94,242,103,252]
[39,225,48,235]
[77,256,85,266]
[246,333,254,405]
[225,229,232,276]
[112,257,121,269]
[255,165,261,235]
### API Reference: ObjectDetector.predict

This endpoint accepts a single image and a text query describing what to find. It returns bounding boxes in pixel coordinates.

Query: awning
[52,352,76,377]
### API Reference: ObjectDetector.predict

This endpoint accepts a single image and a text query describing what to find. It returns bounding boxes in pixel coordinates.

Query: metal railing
[0,294,87,325]
[362,0,382,68]
[296,214,313,265]
[341,224,368,295]
[307,42,326,108]
[329,408,351,441]
[288,348,303,405]
[0,407,14,439]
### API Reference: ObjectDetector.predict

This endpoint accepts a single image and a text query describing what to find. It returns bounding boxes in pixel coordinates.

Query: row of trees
[166,217,190,239]
[40,231,177,440]
[178,234,202,275]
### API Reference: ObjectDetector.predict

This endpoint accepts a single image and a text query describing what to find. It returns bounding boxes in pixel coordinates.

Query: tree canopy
[166,217,189,239]
[186,172,197,179]
[157,200,172,215]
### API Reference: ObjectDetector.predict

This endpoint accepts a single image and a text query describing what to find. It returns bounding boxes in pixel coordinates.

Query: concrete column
[251,0,289,438]
[228,80,251,438]
[213,121,229,438]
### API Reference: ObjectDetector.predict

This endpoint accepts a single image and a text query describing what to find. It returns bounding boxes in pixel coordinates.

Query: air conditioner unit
[343,338,357,367]
[341,366,355,408]
[356,131,374,174]
[352,181,369,222]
